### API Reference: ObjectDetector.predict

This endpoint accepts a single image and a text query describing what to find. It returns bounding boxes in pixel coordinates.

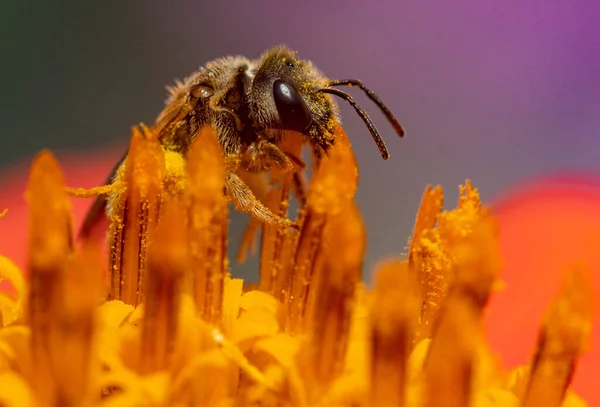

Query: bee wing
[78,150,128,241]
[155,85,194,135]
[79,81,193,241]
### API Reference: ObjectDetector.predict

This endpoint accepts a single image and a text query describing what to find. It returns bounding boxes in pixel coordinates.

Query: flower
[488,175,600,404]
[0,125,594,406]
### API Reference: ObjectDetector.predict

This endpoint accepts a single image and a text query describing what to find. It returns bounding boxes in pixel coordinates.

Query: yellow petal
[170,295,218,374]
[407,338,431,381]
[563,392,588,407]
[211,328,274,390]
[169,349,234,406]
[0,372,33,407]
[473,388,520,407]
[231,308,279,345]
[231,290,280,344]
[0,292,18,327]
[254,334,300,369]
[0,326,30,373]
[127,304,144,326]
[0,255,26,303]
[239,290,278,314]
[100,370,170,407]
[98,300,135,328]
[222,276,243,335]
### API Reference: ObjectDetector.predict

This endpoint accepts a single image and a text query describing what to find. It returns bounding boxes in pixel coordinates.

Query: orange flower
[0,125,594,406]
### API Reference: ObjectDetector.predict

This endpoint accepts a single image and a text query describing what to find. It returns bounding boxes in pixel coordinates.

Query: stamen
[48,242,103,405]
[185,125,228,325]
[140,199,186,374]
[370,260,419,407]
[423,297,478,407]
[450,213,502,313]
[408,185,444,266]
[259,184,292,294]
[523,264,595,407]
[25,150,74,404]
[108,125,165,306]
[303,200,365,395]
[422,212,502,407]
[410,182,485,344]
[259,130,304,300]
[286,126,358,334]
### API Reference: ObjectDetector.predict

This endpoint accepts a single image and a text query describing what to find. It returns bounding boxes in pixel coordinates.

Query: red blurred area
[1,155,599,403]
[0,151,121,288]
[487,174,600,404]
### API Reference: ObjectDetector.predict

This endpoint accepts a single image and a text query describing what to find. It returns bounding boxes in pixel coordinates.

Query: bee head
[249,46,338,153]
[249,46,405,160]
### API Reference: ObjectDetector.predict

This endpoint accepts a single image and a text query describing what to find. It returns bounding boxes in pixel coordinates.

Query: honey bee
[79,46,405,238]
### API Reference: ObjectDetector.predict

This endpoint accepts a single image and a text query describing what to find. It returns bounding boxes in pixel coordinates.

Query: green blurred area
[1,2,163,164]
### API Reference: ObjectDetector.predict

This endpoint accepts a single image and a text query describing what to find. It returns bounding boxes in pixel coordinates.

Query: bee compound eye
[190,84,213,99]
[273,79,312,132]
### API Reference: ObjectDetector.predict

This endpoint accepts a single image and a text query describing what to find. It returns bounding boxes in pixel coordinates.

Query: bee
[79,45,405,238]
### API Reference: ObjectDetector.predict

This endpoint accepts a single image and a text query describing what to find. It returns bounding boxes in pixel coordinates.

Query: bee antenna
[318,87,390,159]
[327,79,405,139]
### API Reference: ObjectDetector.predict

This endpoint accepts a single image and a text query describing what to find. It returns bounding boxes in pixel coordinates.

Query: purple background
[1,0,599,278]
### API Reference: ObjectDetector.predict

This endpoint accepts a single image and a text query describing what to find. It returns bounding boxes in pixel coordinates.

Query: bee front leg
[243,141,308,205]
[225,172,297,229]
[292,171,307,206]
[243,140,301,173]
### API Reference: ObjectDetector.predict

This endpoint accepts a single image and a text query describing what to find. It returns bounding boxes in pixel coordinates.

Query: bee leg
[292,171,308,206]
[225,172,297,229]
[224,154,243,172]
[286,154,307,171]
[243,141,308,206]
[235,171,268,262]
[78,150,128,240]
[243,141,298,173]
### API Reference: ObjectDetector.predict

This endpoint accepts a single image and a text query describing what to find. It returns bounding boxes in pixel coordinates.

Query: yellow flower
[0,124,594,407]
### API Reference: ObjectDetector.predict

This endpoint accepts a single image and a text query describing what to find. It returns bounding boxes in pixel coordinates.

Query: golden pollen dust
[0,124,594,407]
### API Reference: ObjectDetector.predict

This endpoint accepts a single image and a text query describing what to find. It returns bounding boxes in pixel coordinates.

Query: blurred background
[1,0,600,400]
[2,0,599,275]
